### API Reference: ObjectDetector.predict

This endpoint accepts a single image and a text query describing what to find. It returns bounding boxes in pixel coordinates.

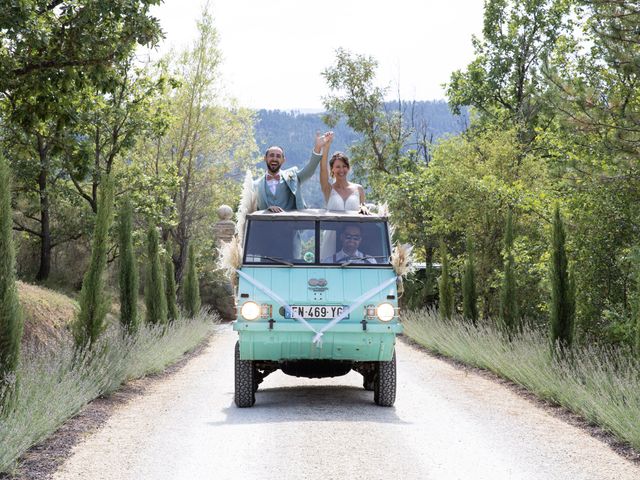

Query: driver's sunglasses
[344,234,361,241]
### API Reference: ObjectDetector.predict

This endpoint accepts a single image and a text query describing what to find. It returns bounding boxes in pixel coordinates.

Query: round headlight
[376,302,395,322]
[241,301,260,320]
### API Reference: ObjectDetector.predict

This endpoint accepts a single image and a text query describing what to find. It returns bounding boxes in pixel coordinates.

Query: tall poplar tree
[438,240,454,320]
[182,243,201,318]
[500,210,518,333]
[0,156,23,409]
[462,237,478,324]
[73,176,114,348]
[550,205,574,349]
[145,226,167,325]
[118,197,138,335]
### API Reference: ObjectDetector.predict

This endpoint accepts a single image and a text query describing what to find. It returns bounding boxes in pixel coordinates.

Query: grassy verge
[402,309,640,451]
[0,310,215,472]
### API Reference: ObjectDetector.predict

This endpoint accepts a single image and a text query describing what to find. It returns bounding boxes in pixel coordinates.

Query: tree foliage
[118,196,138,335]
[182,243,201,318]
[438,240,454,320]
[462,238,478,324]
[145,225,167,325]
[165,244,178,322]
[0,0,162,282]
[0,155,23,409]
[550,205,574,349]
[500,210,519,332]
[73,177,114,348]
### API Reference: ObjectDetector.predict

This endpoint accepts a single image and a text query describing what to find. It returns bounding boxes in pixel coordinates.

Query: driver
[323,224,377,264]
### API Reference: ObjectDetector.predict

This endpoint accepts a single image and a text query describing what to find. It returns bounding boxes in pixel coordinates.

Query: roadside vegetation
[0,309,214,472]
[403,309,640,451]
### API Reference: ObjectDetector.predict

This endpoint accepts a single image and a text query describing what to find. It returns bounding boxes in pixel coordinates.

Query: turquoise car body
[232,210,402,364]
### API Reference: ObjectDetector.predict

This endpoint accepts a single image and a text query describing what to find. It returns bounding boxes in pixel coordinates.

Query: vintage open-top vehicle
[232,209,402,407]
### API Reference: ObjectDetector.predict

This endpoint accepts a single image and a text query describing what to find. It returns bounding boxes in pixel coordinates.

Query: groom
[255,132,332,212]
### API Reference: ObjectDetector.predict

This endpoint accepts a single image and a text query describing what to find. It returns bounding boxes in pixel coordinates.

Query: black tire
[374,351,396,407]
[235,341,255,407]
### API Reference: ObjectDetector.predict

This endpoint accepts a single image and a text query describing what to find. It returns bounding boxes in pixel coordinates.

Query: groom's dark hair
[264,146,285,158]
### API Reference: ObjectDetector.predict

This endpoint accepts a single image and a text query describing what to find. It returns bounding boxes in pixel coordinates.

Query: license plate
[287,305,347,319]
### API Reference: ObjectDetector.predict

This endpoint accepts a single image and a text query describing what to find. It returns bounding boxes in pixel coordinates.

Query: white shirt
[266,175,281,195]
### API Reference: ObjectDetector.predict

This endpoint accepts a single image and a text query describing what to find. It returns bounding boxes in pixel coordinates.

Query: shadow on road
[209,385,409,426]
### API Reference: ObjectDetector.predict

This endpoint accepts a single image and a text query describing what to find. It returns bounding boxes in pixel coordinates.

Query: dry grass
[17,281,77,349]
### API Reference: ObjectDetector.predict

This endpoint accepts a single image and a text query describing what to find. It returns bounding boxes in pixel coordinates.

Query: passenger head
[264,146,285,174]
[329,152,350,178]
[340,224,362,255]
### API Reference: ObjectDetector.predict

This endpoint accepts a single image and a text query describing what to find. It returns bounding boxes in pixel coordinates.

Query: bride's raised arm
[319,131,334,202]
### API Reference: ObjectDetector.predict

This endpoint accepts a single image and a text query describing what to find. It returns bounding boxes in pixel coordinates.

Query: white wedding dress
[326,187,360,211]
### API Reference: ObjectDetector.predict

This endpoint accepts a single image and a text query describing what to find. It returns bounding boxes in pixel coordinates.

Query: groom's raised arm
[297,132,332,183]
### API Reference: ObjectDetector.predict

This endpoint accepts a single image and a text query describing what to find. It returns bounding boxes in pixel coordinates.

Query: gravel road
[53,324,639,480]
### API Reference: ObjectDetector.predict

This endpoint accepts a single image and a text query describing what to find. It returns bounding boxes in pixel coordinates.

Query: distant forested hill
[254,100,468,169]
[253,100,468,207]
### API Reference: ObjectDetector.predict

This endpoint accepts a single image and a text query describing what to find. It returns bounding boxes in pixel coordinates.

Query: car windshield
[243,219,390,266]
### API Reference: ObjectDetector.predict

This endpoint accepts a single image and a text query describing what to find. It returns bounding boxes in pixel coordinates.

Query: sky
[148,0,485,111]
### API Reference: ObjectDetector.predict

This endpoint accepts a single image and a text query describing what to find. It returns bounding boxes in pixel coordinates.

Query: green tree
[182,243,201,318]
[447,0,571,138]
[0,156,23,409]
[550,205,574,349]
[322,48,414,199]
[165,244,179,322]
[73,177,114,348]
[462,238,479,324]
[438,240,454,320]
[151,10,256,282]
[500,209,519,332]
[118,197,138,335]
[0,0,162,281]
[145,226,167,325]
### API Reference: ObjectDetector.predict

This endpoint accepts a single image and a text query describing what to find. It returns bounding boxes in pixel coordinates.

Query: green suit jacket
[254,151,321,210]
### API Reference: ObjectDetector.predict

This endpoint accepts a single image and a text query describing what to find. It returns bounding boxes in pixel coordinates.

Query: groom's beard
[267,163,281,174]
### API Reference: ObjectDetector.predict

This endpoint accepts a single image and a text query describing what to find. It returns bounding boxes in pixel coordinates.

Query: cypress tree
[0,156,23,409]
[73,177,114,348]
[182,243,201,317]
[165,243,179,322]
[462,237,478,324]
[632,248,640,355]
[118,197,138,335]
[145,226,167,325]
[550,204,574,350]
[500,209,518,333]
[438,239,454,320]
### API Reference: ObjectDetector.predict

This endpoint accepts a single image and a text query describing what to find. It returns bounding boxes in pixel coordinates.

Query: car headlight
[241,301,260,320]
[376,302,395,322]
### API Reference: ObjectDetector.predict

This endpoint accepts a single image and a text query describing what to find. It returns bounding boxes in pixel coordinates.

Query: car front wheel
[374,351,396,407]
[234,341,255,407]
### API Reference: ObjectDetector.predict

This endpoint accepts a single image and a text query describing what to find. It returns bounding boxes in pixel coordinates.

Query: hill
[18,281,78,348]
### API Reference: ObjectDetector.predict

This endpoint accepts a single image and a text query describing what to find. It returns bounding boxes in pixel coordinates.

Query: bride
[319,132,366,211]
